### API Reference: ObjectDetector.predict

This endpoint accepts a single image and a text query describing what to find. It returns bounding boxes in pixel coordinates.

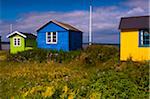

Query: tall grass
[0,45,149,98]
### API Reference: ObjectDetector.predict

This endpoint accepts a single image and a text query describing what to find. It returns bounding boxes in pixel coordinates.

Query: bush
[7,45,119,65]
[7,49,48,62]
[79,45,119,66]
[1,47,149,98]
[7,48,81,63]
[85,45,118,61]
[123,62,149,93]
[88,70,148,98]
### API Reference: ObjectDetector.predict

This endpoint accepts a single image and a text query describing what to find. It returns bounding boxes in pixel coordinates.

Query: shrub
[79,45,119,66]
[88,69,149,99]
[1,56,149,98]
[7,49,48,62]
[7,48,81,63]
[7,45,119,66]
[123,62,149,93]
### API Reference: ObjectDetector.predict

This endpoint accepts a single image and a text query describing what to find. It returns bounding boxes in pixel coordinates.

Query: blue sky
[0,0,149,43]
[1,0,122,20]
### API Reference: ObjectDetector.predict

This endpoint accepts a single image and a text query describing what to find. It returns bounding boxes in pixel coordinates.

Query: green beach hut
[7,31,37,54]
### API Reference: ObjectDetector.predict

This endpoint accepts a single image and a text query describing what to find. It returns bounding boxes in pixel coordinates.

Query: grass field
[0,45,149,99]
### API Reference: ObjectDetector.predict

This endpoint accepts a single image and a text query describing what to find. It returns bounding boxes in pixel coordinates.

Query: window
[46,32,57,44]
[13,37,21,47]
[139,29,150,47]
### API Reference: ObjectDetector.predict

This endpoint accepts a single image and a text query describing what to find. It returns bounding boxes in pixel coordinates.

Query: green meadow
[0,45,149,99]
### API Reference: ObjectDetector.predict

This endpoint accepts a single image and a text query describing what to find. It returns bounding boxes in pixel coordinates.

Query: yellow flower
[68,93,74,99]
[90,92,101,99]
[10,96,14,99]
[22,91,29,97]
[30,87,35,94]
[42,86,55,97]
[63,85,68,93]
[68,90,76,99]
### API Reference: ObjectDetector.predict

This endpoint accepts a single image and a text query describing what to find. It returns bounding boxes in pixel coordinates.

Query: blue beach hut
[36,20,83,51]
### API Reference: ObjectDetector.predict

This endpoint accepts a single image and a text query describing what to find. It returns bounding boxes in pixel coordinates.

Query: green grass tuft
[0,45,149,98]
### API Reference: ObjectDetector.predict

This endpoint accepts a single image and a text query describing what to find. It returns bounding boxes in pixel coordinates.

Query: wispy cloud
[0,0,149,43]
[123,0,149,9]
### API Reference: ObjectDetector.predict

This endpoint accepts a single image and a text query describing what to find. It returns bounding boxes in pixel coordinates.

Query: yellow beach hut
[119,16,150,61]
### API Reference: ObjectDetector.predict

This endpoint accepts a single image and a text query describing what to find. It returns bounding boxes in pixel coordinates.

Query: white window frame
[13,37,21,47]
[139,29,150,47]
[140,30,143,45]
[46,32,57,44]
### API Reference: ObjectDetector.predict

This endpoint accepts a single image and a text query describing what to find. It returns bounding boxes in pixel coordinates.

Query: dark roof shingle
[119,16,150,30]
[37,20,82,32]
[20,32,37,39]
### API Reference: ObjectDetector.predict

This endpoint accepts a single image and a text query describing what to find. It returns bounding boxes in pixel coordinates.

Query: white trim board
[7,31,27,38]
[46,32,58,44]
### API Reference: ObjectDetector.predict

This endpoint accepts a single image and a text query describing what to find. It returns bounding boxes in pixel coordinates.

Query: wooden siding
[120,29,150,61]
[69,31,82,50]
[10,34,25,54]
[37,22,69,51]
[9,34,36,54]
[25,38,37,48]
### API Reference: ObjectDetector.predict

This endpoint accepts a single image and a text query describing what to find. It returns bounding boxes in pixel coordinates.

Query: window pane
[53,32,56,36]
[48,39,51,42]
[48,36,51,38]
[14,38,17,45]
[14,41,17,45]
[143,41,150,45]
[18,39,20,45]
[47,32,51,36]
[53,35,56,38]
[53,37,56,42]
[143,35,150,40]
[47,32,52,43]
[53,38,56,42]
[140,29,150,46]
[52,32,57,43]
[48,38,51,42]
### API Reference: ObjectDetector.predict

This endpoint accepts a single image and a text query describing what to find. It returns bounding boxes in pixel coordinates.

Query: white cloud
[0,0,149,43]
[123,0,149,9]
[127,7,145,15]
[123,0,149,15]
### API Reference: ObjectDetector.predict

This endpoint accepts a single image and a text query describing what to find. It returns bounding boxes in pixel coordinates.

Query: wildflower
[10,96,14,99]
[22,91,29,97]
[42,86,55,97]
[63,85,68,93]
[68,94,74,99]
[90,92,101,99]
[30,87,35,94]
[68,91,75,99]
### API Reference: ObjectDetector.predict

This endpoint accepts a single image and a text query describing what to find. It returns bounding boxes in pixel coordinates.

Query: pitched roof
[37,20,82,32]
[21,32,37,39]
[7,31,36,39]
[119,16,150,30]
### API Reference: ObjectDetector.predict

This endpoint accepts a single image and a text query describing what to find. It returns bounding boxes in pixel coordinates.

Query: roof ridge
[53,20,82,31]
[6,31,37,38]
[51,20,70,30]
[121,15,150,19]
[37,20,82,32]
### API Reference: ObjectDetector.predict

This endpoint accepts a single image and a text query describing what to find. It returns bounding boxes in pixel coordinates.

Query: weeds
[0,45,149,98]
